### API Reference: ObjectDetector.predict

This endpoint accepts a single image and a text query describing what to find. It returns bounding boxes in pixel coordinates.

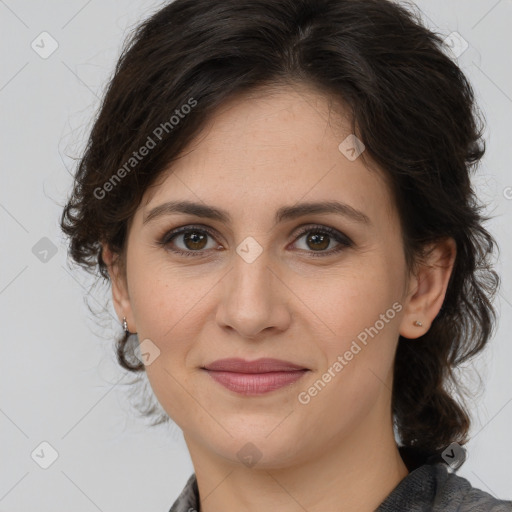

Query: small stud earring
[122,316,130,335]
[122,317,137,336]
[414,320,423,327]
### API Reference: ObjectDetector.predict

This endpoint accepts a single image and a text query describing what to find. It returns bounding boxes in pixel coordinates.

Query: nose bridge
[230,246,274,313]
[217,244,290,337]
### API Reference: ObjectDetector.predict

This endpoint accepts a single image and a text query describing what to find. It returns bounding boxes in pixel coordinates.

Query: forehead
[138,83,396,230]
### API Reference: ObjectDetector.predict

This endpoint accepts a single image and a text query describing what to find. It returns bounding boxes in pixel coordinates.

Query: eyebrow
[143,200,371,227]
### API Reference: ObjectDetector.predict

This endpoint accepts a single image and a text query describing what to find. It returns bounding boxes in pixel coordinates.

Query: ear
[399,237,456,339]
[101,242,136,333]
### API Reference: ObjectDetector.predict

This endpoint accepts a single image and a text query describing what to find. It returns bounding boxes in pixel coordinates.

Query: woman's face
[110,84,422,468]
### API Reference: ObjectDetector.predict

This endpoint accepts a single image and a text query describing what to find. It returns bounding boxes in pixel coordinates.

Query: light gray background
[1,1,511,510]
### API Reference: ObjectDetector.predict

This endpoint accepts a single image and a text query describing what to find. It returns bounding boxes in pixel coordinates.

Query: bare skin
[103,83,456,512]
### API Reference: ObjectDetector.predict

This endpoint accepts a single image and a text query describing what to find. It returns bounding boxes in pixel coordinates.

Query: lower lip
[203,369,309,395]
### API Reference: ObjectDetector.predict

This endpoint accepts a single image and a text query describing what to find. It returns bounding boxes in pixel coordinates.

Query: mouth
[201,358,310,395]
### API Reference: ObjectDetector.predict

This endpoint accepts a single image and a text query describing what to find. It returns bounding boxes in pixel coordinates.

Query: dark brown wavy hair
[60,0,500,467]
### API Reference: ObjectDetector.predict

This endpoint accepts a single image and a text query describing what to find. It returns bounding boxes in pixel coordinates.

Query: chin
[204,430,311,470]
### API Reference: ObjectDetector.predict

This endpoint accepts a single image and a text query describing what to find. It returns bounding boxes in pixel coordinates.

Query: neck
[184,403,409,512]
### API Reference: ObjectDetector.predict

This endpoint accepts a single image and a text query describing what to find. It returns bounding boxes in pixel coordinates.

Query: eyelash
[157,224,353,258]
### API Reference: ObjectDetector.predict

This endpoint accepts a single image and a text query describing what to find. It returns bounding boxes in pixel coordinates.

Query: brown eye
[182,231,208,250]
[293,226,353,256]
[160,226,220,257]
[159,224,352,258]
[304,232,330,251]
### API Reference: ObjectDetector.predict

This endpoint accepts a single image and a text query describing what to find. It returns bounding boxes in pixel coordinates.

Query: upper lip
[202,358,308,373]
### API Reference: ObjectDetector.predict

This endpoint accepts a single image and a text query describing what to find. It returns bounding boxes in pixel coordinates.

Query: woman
[60,0,512,510]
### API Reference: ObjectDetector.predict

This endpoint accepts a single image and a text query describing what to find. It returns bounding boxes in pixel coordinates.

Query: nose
[215,249,292,340]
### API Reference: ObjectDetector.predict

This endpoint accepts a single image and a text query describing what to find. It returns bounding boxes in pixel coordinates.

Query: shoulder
[168,473,198,512]
[433,464,512,512]
[377,463,512,512]
[169,466,512,512]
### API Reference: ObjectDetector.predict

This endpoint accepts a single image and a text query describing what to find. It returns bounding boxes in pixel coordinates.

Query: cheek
[299,301,401,438]
[296,254,404,342]
[144,361,202,434]
[127,251,198,339]
[125,257,211,422]
[303,254,403,395]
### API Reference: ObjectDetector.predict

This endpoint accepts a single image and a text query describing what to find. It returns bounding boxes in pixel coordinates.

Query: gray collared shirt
[168,463,512,511]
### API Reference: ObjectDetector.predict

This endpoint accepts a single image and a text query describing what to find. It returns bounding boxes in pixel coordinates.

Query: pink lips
[202,358,309,395]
